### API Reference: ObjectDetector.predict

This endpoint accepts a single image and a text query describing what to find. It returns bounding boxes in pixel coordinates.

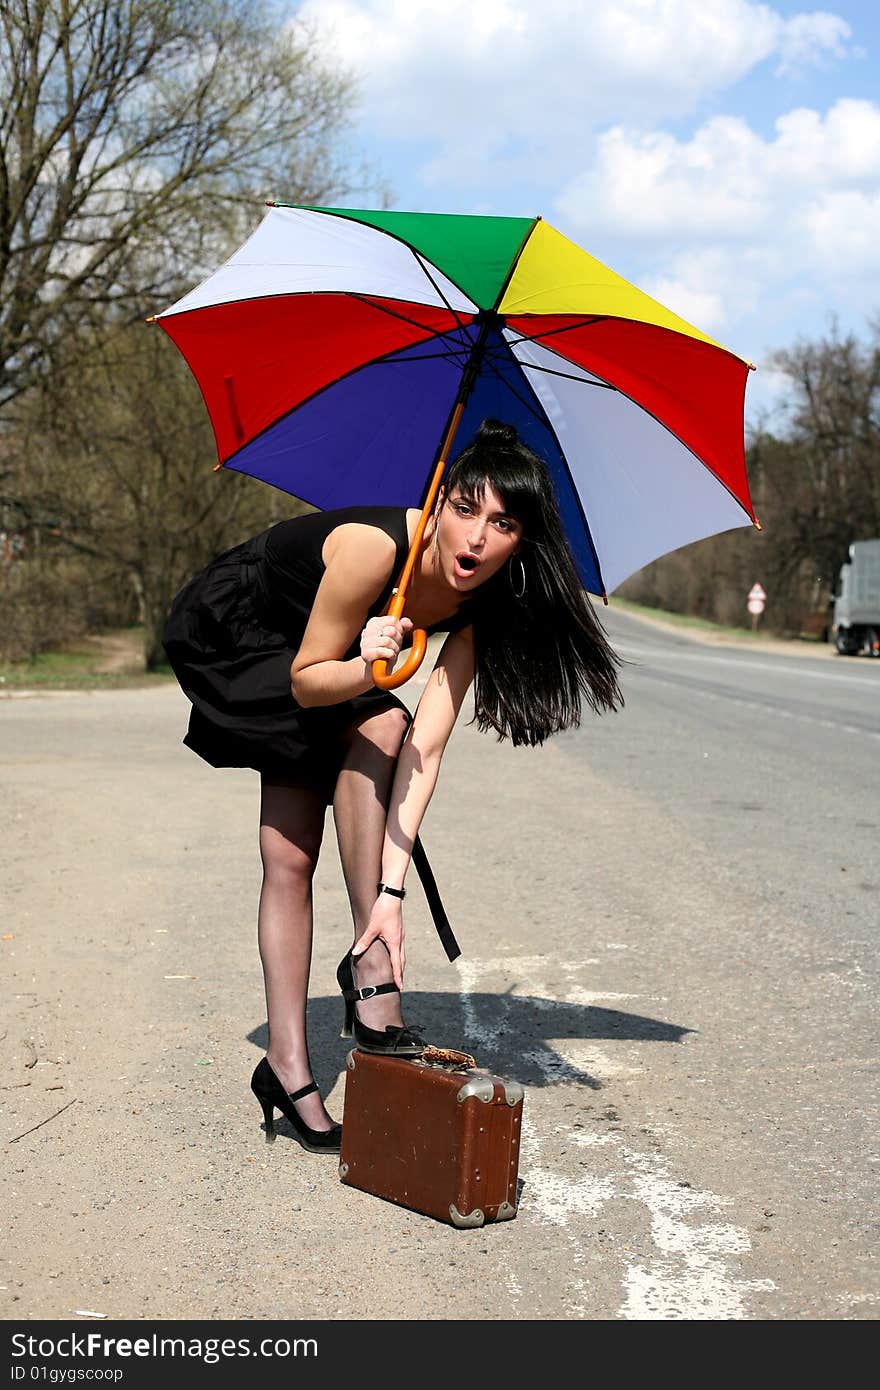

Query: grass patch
[609,596,823,644]
[0,628,175,691]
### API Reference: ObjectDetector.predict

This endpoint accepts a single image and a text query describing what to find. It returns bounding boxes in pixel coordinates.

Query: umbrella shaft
[391,399,467,609]
[394,310,497,603]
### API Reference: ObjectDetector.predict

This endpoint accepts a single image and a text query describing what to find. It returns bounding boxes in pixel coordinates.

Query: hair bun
[476,417,518,448]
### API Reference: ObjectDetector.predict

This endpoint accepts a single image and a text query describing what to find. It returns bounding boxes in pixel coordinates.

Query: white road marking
[617,1147,776,1320]
[630,672,880,742]
[619,648,877,688]
[457,954,775,1320]
[552,1039,645,1078]
[520,1112,617,1225]
[837,1292,879,1308]
[454,956,640,1082]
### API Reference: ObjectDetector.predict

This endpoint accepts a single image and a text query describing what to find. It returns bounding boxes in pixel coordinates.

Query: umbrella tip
[753,517,763,532]
[601,591,608,605]
[212,461,224,473]
[266,199,276,207]
[144,315,155,324]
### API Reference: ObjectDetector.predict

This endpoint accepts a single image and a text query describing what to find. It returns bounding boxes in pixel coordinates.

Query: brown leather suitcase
[338,1049,523,1228]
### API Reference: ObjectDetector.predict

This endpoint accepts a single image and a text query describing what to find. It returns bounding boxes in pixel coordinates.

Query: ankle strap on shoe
[287,1081,318,1102]
[341,981,399,1002]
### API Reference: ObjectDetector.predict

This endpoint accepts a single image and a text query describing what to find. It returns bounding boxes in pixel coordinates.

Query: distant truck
[831,539,880,656]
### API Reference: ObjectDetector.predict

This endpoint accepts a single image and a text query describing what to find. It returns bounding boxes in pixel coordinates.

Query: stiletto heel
[250,1058,342,1153]
[340,997,355,1040]
[258,1096,276,1144]
[336,949,425,1057]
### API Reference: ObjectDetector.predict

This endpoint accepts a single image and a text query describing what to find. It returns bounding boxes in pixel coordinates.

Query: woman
[164,419,623,1153]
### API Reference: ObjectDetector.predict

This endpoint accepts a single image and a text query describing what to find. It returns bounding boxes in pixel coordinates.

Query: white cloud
[557,117,767,240]
[300,0,853,185]
[775,10,851,75]
[555,98,880,354]
[558,99,880,244]
[771,99,880,180]
[804,188,880,271]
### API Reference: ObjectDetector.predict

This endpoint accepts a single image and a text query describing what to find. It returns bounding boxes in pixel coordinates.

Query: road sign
[747,597,765,615]
[749,583,767,601]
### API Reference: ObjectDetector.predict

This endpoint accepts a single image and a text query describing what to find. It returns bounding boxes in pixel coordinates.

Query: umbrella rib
[345,293,474,368]
[477,345,555,431]
[378,347,475,366]
[504,316,609,349]
[347,291,472,341]
[408,247,472,342]
[407,246,486,374]
[506,359,617,390]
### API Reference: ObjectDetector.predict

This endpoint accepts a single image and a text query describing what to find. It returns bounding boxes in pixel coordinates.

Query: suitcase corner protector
[456,1077,495,1104]
[449,1203,485,1228]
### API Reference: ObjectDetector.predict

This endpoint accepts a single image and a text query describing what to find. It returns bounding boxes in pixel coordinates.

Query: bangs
[447,456,538,528]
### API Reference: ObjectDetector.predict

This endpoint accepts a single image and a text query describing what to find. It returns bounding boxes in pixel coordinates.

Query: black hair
[441,418,623,746]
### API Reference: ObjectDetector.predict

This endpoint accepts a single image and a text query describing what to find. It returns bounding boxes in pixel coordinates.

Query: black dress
[163,505,473,959]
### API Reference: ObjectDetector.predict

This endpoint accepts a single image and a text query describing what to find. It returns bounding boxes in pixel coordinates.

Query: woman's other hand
[352,894,405,989]
[359,615,414,673]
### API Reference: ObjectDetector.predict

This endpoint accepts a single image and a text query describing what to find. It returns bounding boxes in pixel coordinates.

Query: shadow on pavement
[247,991,691,1112]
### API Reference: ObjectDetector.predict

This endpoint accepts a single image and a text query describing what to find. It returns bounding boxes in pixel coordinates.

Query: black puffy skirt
[163,528,408,804]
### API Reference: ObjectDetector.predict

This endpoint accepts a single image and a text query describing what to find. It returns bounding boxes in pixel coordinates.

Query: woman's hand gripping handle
[369,591,426,690]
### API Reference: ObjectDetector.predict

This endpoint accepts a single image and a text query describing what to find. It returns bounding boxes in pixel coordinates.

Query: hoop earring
[509,555,526,601]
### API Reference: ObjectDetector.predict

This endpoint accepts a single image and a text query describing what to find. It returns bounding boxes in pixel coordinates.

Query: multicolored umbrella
[156,204,757,686]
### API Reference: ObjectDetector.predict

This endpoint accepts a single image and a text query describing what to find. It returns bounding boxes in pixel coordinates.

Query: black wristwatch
[376,882,406,899]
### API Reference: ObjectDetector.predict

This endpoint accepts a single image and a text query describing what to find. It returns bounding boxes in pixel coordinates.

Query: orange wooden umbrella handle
[370,402,467,691]
[371,590,428,690]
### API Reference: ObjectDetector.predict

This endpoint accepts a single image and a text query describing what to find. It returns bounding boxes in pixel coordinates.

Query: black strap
[412,833,461,962]
[340,981,399,1003]
[287,1081,318,1102]
[385,704,462,964]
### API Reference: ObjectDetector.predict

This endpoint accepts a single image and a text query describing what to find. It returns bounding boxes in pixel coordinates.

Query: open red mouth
[455,552,481,573]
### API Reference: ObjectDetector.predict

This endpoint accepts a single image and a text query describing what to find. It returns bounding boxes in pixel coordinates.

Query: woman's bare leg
[258,777,335,1131]
[332,704,411,1033]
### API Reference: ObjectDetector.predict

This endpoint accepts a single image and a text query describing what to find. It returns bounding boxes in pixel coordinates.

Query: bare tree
[766,324,880,591]
[6,320,309,666]
[0,0,357,407]
[620,322,880,635]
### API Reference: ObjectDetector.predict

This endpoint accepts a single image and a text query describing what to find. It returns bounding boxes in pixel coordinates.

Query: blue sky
[296,0,880,426]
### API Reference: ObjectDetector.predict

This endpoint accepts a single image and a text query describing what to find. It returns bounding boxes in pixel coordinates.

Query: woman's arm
[352,624,475,986]
[290,526,410,707]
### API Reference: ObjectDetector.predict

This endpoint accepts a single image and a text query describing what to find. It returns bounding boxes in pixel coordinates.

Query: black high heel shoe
[336,949,425,1056]
[250,1058,342,1153]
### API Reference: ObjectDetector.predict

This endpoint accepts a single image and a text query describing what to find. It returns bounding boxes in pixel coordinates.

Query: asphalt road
[1,611,877,1322]
[585,608,880,950]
